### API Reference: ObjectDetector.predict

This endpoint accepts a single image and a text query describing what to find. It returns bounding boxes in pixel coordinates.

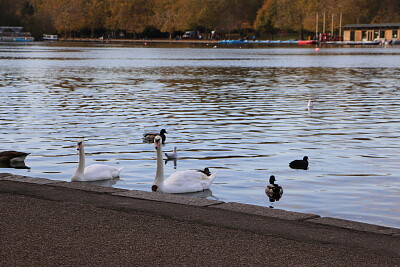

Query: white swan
[165,146,178,160]
[152,135,218,193]
[71,140,124,182]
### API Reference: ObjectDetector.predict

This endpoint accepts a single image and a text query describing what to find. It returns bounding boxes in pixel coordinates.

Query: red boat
[297,40,317,45]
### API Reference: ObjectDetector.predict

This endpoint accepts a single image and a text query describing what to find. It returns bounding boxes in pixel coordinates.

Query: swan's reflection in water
[84,178,119,187]
[176,189,217,200]
[164,159,177,169]
[0,160,30,169]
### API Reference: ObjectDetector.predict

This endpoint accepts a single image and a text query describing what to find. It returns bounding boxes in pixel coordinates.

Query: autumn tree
[104,0,153,38]
[152,0,188,39]
[44,0,86,37]
[254,0,278,39]
[0,0,24,25]
[372,0,400,23]
[85,0,106,38]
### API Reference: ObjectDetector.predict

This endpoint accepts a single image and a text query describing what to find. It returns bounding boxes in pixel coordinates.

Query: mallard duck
[265,175,283,202]
[289,156,309,170]
[71,140,124,182]
[144,129,167,144]
[152,135,218,193]
[0,151,29,163]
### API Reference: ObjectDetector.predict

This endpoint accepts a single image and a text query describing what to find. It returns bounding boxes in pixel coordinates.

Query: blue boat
[14,37,33,42]
[218,40,247,44]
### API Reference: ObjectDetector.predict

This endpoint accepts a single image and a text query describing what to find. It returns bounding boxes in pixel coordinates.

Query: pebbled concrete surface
[0,173,62,184]
[211,202,320,221]
[1,173,399,266]
[308,217,400,236]
[50,181,129,194]
[113,190,223,207]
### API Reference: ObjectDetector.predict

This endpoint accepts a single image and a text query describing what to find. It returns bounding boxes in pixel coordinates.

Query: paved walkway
[1,173,399,266]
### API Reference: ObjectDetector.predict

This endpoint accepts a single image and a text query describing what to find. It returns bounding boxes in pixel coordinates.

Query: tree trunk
[299,28,304,40]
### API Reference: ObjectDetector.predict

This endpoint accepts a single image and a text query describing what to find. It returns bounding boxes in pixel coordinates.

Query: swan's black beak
[154,139,160,150]
[76,141,82,151]
[154,135,162,149]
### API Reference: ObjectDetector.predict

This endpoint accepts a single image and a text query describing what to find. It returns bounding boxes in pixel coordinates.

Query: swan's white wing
[162,170,205,193]
[200,170,218,190]
[162,170,217,193]
[83,164,123,181]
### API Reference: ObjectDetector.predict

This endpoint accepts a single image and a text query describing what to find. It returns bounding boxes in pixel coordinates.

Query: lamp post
[339,4,342,41]
[316,13,318,41]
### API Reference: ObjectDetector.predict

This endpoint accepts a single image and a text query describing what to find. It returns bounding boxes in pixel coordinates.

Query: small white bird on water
[71,140,124,182]
[307,99,313,111]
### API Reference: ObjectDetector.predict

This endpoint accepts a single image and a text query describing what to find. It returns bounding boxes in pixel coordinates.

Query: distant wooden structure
[343,23,400,42]
[0,26,34,42]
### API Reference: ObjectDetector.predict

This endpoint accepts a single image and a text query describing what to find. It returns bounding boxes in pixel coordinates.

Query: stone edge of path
[1,173,399,236]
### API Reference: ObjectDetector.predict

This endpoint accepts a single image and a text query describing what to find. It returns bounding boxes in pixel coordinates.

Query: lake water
[1,42,399,228]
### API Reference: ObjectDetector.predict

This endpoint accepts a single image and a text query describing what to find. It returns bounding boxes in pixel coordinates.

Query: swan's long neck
[76,144,86,175]
[154,142,164,186]
[72,142,86,181]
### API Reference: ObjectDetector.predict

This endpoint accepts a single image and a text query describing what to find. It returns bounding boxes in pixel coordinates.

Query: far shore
[60,37,219,44]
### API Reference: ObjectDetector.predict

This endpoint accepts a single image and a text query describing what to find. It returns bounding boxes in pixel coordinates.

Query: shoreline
[1,172,399,234]
[59,37,219,45]
[58,38,390,46]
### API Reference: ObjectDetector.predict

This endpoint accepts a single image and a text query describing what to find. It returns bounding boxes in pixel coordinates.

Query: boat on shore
[13,37,33,42]
[320,41,381,45]
[297,40,317,45]
[0,26,34,42]
[43,34,58,41]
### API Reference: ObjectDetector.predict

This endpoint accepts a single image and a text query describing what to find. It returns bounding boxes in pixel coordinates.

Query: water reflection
[0,160,30,169]
[84,178,119,187]
[177,189,216,199]
[165,159,177,169]
[266,190,283,203]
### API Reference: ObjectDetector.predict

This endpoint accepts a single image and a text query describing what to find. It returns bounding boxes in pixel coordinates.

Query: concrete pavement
[1,173,399,266]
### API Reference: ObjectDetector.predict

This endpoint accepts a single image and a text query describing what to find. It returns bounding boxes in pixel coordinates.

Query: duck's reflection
[0,160,30,169]
[164,159,177,169]
[266,190,283,203]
